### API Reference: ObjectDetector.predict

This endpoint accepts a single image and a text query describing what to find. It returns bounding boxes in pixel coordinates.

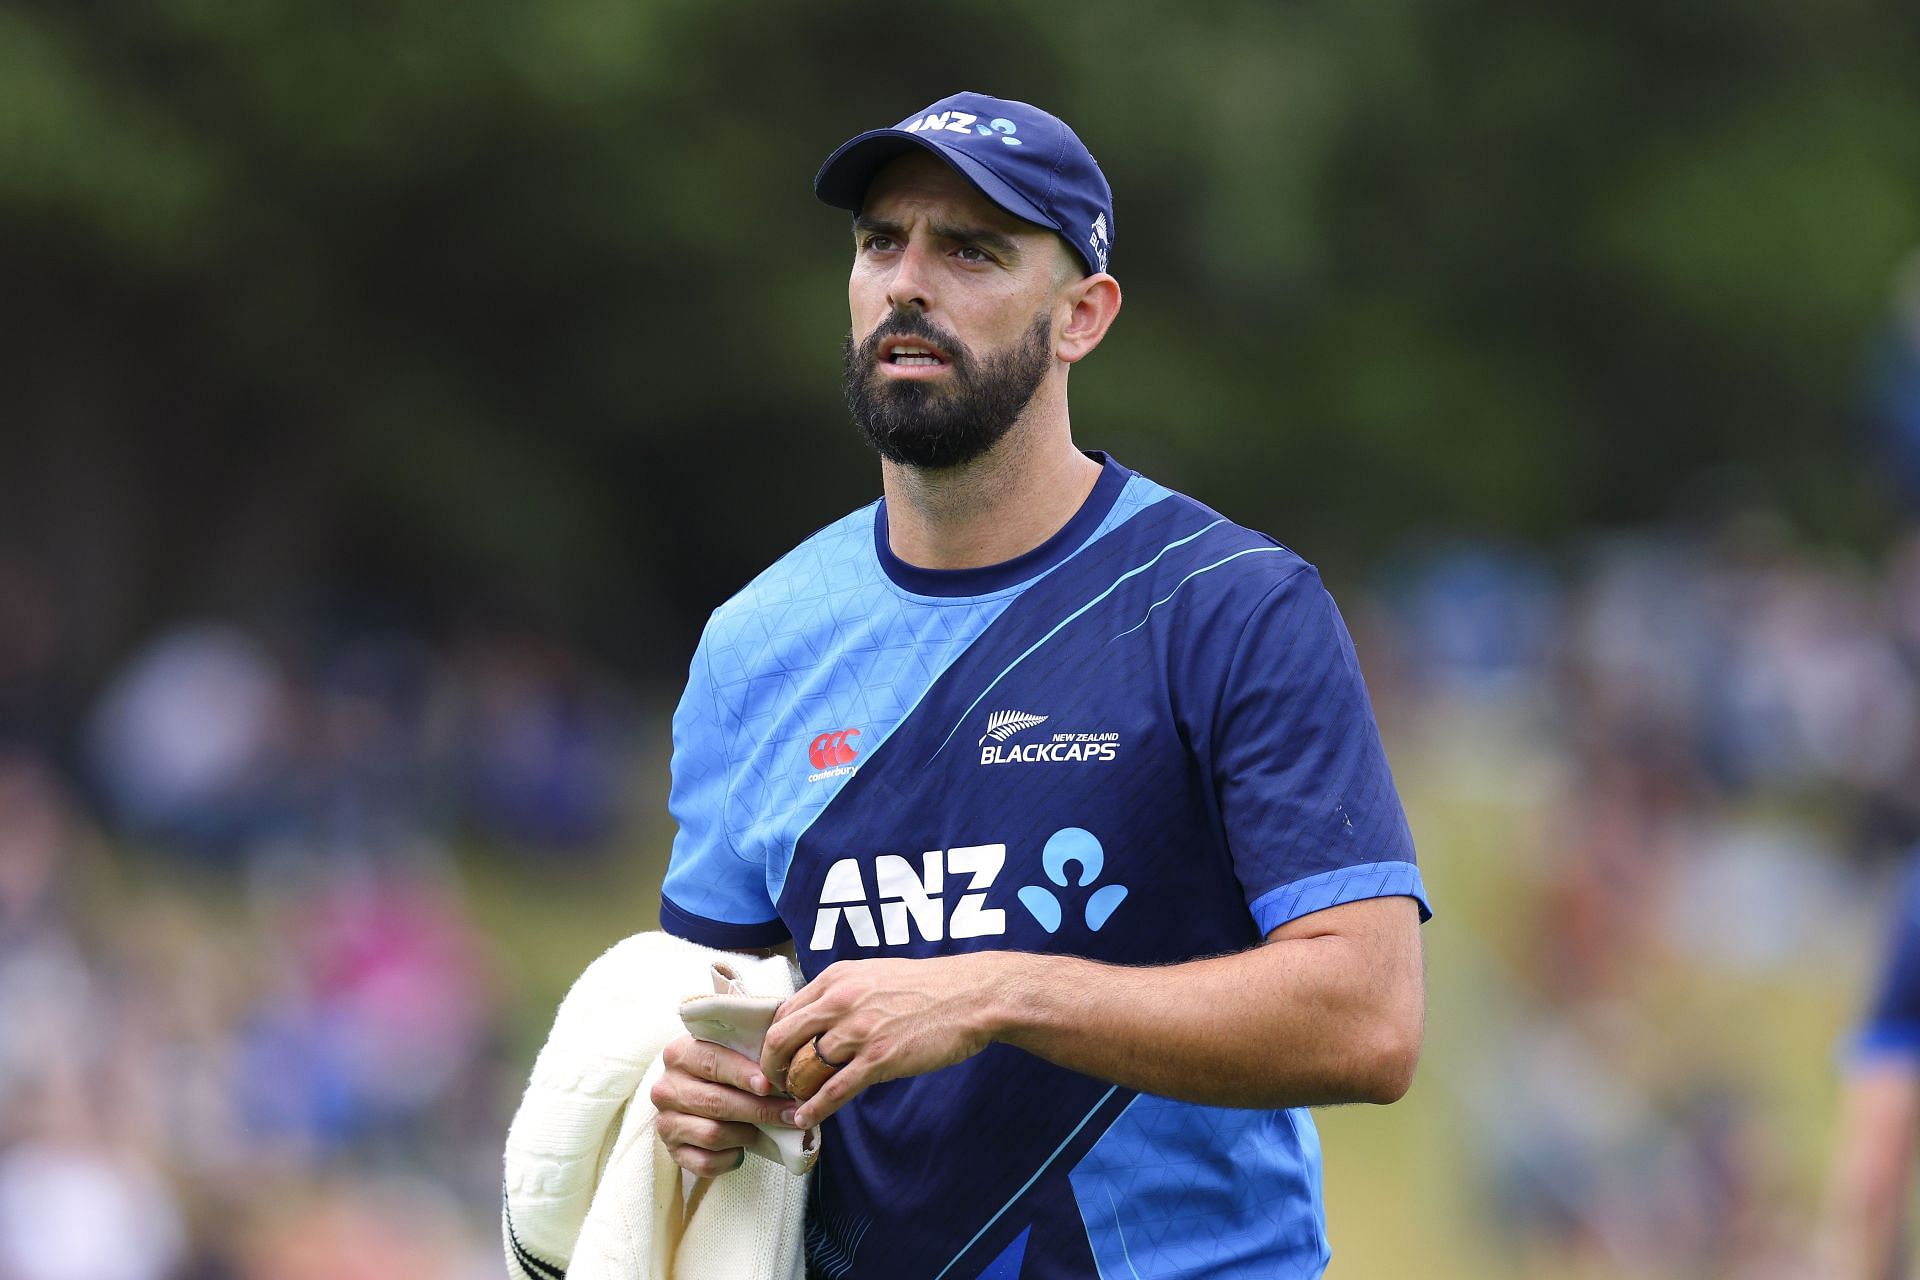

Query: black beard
[842,310,1053,470]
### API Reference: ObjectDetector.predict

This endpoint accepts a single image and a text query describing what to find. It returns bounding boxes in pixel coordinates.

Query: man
[650,90,1429,1278]
[1825,855,1920,1278]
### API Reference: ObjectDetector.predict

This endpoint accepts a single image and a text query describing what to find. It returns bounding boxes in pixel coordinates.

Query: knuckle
[716,1083,760,1122]
[670,1116,718,1149]
[688,1081,729,1118]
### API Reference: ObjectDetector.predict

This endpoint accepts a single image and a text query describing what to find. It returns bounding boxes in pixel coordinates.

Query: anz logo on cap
[902,111,1024,146]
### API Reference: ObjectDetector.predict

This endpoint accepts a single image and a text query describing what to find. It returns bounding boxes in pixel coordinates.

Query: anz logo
[902,112,1023,146]
[807,827,1127,951]
[1018,827,1128,934]
[809,843,1005,950]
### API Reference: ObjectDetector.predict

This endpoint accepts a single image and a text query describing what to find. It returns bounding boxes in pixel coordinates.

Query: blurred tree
[1,0,1917,691]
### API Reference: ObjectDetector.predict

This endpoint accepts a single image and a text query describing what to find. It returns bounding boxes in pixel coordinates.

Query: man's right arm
[1824,862,1920,1277]
[1824,1064,1920,1279]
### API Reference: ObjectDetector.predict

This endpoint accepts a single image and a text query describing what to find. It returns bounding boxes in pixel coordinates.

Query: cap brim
[813,130,1055,234]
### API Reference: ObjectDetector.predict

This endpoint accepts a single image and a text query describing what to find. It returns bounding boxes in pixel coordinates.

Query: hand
[760,953,1012,1127]
[648,1034,801,1178]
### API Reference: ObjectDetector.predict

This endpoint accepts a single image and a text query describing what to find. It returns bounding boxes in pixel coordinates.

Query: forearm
[1827,1149,1910,1279]
[1824,1068,1920,1279]
[985,913,1423,1109]
[764,896,1424,1126]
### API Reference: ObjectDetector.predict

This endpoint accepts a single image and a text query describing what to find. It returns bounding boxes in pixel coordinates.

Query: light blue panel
[698,506,1006,908]
[1099,471,1174,530]
[1069,1094,1330,1278]
[692,475,1176,907]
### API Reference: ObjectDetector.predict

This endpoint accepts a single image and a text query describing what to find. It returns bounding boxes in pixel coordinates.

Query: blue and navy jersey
[1855,857,1920,1065]
[660,453,1429,1279]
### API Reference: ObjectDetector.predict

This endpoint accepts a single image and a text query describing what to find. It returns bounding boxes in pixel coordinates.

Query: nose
[885,240,937,313]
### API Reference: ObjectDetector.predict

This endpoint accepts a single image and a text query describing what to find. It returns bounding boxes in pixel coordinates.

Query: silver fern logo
[978,713,1121,767]
[979,710,1048,746]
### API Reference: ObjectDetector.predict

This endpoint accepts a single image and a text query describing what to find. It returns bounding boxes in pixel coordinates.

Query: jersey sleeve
[658,635,790,949]
[1210,566,1429,935]
[1853,859,1920,1065]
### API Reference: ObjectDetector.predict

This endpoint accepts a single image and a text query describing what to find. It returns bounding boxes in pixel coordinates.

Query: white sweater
[502,933,808,1280]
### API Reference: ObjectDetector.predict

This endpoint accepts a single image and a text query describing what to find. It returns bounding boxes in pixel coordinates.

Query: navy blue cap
[814,91,1114,277]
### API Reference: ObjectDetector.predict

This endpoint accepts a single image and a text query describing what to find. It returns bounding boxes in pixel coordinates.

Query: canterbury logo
[808,727,861,770]
[978,710,1048,745]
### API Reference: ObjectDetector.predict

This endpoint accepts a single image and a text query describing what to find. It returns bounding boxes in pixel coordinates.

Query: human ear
[1055,274,1122,364]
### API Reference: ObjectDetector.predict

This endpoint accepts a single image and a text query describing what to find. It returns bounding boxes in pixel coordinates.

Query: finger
[761,1002,841,1095]
[792,1052,885,1128]
[651,1072,801,1128]
[785,1038,842,1102]
[760,991,818,1063]
[654,1113,769,1155]
[772,978,828,1021]
[665,1142,750,1180]
[663,1035,775,1097]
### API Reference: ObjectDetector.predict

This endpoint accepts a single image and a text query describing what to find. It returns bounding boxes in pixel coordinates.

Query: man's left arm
[764,893,1423,1127]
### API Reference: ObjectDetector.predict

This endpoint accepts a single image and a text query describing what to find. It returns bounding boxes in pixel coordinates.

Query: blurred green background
[3,1,1920,1275]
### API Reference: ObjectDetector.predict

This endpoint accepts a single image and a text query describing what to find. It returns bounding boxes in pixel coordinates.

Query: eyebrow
[852,213,1023,261]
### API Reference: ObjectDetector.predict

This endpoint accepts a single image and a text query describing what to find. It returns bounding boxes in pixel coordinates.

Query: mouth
[878,339,951,373]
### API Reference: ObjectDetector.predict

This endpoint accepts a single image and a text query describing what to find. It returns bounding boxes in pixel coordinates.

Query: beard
[842,310,1053,470]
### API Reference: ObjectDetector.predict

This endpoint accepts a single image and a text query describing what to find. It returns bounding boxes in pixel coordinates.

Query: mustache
[853,311,971,370]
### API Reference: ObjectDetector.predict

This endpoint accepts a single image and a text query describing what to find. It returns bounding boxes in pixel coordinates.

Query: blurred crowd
[0,555,642,1279]
[6,512,1920,1277]
[1371,514,1920,1277]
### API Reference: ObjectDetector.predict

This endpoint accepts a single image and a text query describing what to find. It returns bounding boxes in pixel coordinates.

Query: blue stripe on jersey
[1109,545,1291,640]
[1249,859,1431,932]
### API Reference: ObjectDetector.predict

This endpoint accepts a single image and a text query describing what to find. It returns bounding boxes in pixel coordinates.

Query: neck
[880,409,1102,571]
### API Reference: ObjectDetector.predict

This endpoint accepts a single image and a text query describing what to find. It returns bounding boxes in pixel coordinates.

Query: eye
[954,245,994,264]
[861,234,898,254]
